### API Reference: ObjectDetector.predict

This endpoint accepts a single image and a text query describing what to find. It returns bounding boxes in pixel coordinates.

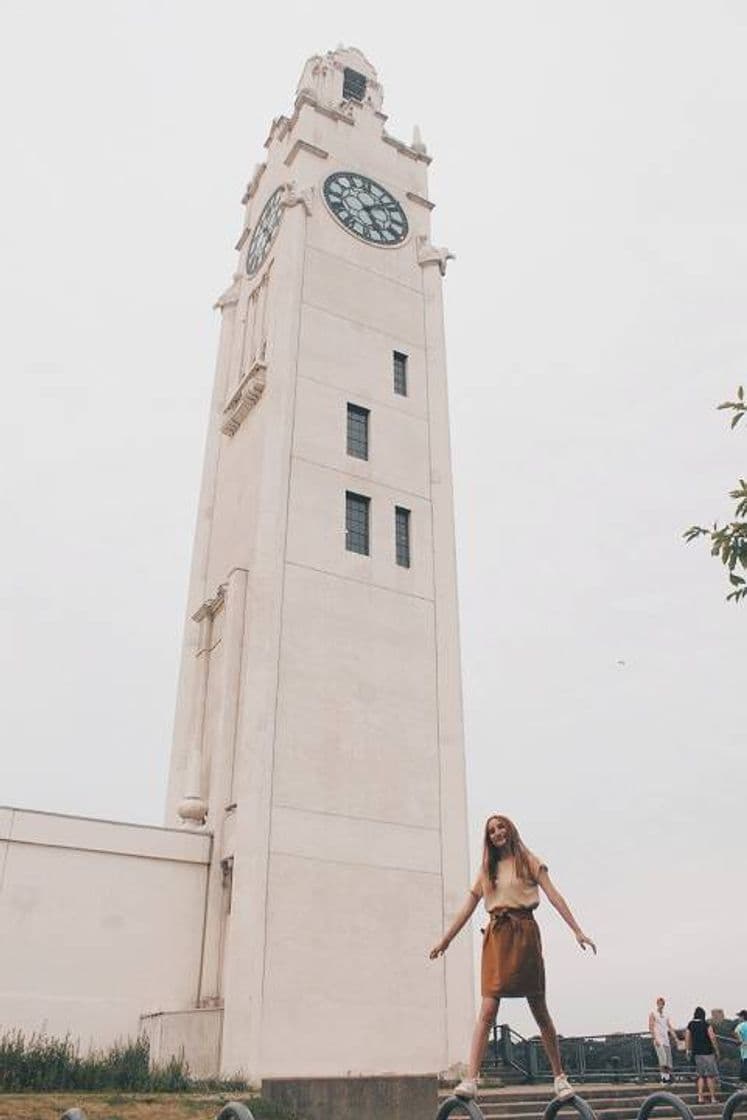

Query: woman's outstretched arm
[537,869,597,953]
[428,891,479,958]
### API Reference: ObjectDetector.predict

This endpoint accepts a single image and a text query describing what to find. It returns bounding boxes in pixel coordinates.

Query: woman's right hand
[429,937,449,959]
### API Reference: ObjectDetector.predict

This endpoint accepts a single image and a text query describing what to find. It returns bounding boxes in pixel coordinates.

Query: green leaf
[731,412,744,428]
[738,385,744,401]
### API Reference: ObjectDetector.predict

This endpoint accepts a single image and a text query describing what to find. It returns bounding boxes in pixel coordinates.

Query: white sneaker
[553,1075,575,1100]
[454,1078,478,1099]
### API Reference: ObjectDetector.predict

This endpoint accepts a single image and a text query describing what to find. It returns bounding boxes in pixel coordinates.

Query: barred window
[346,403,369,460]
[345,492,370,556]
[343,68,367,102]
[393,351,408,396]
[395,506,411,568]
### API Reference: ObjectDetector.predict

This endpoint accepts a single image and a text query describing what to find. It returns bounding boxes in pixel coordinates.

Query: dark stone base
[262,1075,439,1120]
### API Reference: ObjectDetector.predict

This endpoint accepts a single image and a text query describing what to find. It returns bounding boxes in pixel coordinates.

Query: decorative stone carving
[416,235,455,277]
[177,794,208,824]
[411,125,427,155]
[281,180,314,216]
[214,278,241,310]
[407,191,435,211]
[192,584,227,624]
[295,46,383,114]
[284,139,329,167]
[381,130,432,164]
[221,355,267,436]
[178,584,228,827]
[241,162,266,204]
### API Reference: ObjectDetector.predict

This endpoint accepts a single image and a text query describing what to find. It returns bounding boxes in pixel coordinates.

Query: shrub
[0,1030,244,1093]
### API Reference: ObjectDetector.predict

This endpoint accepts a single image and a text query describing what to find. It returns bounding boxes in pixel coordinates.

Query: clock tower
[165,46,474,1080]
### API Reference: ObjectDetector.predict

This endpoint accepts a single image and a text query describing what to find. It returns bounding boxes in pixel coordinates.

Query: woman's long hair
[482,814,533,886]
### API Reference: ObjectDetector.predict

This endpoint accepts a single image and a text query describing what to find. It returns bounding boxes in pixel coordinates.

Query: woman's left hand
[576,932,597,954]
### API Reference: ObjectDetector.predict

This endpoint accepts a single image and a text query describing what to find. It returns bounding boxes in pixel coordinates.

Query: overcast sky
[1,1,745,1040]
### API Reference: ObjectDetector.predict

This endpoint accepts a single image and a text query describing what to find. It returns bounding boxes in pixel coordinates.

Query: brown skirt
[481,906,546,998]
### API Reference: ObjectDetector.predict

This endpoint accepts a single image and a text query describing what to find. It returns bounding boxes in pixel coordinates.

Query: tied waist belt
[487,906,537,928]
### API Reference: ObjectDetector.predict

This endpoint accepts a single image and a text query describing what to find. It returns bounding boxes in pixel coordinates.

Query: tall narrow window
[346,403,369,460]
[395,506,411,568]
[393,351,408,396]
[343,67,367,102]
[345,492,370,555]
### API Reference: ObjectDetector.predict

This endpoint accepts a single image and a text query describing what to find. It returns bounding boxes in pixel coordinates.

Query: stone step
[473,1111,723,1120]
[470,1088,700,1098]
[441,1085,709,1102]
[472,1093,716,1107]
[473,1098,722,1113]
[437,1085,732,1120]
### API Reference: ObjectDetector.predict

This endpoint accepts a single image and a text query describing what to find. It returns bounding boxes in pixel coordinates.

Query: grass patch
[0,1092,294,1120]
[0,1030,248,1095]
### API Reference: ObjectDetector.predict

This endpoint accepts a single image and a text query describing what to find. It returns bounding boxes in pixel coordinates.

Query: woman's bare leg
[527,994,564,1078]
[697,1076,705,1103]
[706,1076,718,1104]
[466,997,500,1079]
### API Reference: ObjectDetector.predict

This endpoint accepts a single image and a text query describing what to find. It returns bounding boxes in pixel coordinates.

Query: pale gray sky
[1,1,745,1039]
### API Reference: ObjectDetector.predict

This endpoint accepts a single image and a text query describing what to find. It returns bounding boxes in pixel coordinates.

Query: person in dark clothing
[735,1010,747,1082]
[685,1006,720,1104]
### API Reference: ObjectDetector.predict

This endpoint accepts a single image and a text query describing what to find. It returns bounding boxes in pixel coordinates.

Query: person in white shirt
[649,996,679,1084]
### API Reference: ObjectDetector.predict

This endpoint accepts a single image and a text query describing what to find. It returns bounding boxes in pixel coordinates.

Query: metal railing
[484,1022,742,1086]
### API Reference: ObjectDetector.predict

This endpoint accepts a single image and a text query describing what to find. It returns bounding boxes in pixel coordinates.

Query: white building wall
[0,807,209,1047]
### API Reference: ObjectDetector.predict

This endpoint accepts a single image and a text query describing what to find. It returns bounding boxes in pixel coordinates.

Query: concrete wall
[0,807,209,1047]
[262,1076,438,1120]
[140,1007,223,1079]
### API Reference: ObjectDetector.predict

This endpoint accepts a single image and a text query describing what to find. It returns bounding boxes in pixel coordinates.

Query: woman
[686,1006,720,1104]
[429,814,596,1101]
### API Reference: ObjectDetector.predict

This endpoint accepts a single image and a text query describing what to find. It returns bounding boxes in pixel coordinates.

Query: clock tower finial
[296,45,384,114]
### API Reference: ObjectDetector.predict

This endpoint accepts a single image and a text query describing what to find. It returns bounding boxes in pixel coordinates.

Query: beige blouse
[471,850,547,912]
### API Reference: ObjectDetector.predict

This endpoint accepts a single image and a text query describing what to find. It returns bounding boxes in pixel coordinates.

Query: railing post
[500,1023,512,1063]
[528,1040,539,1081]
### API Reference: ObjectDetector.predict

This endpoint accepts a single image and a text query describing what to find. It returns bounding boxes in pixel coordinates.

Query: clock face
[323,172,408,246]
[246,187,284,277]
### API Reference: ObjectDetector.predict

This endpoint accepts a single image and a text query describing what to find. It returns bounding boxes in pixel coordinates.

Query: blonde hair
[482,814,533,885]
